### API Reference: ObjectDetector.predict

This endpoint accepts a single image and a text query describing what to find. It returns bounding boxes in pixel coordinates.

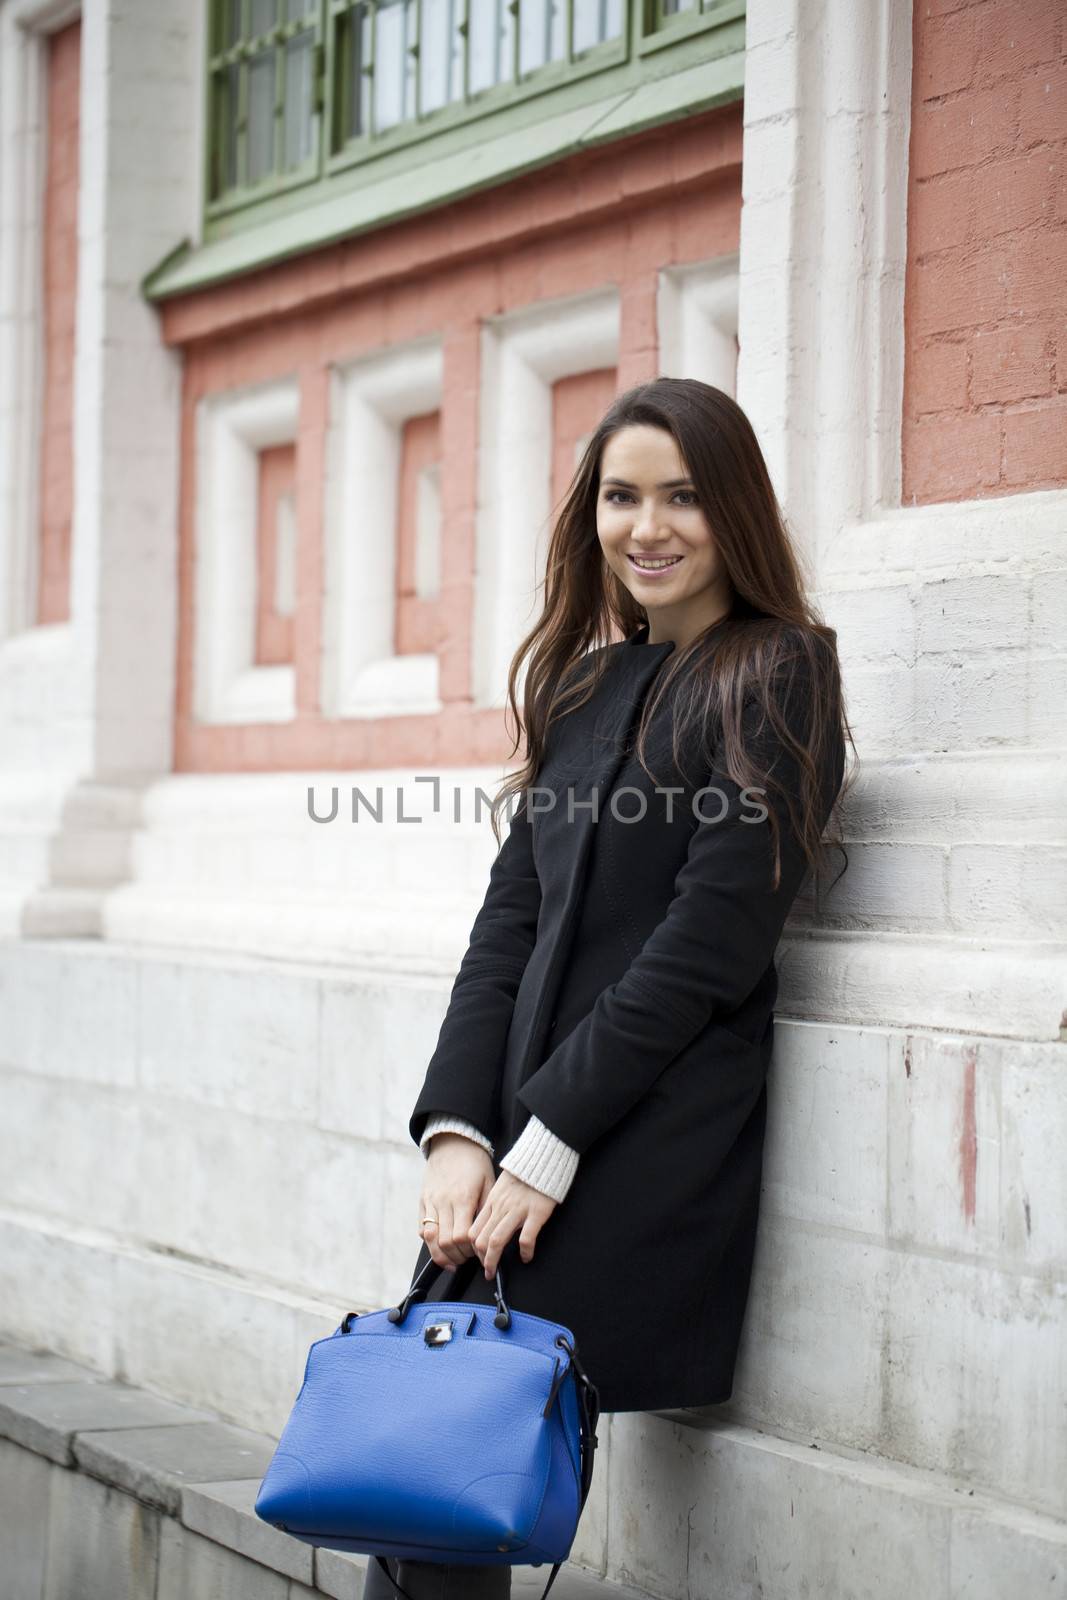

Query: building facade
[0,0,1065,1590]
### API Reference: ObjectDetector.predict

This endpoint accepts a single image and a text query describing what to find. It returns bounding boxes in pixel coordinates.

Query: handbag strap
[374,1343,602,1600]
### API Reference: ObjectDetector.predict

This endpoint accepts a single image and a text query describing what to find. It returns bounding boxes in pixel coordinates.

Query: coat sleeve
[515,657,846,1155]
[408,790,542,1152]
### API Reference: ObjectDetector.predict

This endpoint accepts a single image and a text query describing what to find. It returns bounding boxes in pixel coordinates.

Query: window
[207,0,324,207]
[329,0,625,143]
[205,0,740,216]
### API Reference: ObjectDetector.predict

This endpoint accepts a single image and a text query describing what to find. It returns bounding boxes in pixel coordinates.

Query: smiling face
[596,424,734,648]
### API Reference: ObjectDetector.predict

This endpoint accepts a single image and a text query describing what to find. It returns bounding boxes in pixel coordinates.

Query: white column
[737,0,914,560]
[76,0,200,779]
[0,0,201,932]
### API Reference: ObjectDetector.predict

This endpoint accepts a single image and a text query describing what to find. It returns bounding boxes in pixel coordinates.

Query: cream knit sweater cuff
[499,1115,579,1203]
[419,1113,494,1159]
[420,1111,579,1204]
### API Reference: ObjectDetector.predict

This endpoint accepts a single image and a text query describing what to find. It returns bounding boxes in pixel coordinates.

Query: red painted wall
[903,0,1066,503]
[254,443,296,666]
[395,410,443,658]
[36,18,81,625]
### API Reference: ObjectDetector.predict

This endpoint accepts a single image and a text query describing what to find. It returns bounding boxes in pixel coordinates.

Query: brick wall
[903,0,1066,504]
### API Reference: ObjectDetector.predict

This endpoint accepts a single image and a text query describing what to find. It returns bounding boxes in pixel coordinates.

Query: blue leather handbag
[254,1249,602,1600]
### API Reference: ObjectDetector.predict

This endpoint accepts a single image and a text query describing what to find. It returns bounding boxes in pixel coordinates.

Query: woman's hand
[419,1134,496,1271]
[470,1170,559,1278]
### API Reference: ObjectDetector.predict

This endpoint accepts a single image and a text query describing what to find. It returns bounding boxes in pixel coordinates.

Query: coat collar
[623,620,675,653]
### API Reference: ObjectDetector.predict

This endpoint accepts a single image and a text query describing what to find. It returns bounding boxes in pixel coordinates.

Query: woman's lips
[626,553,684,577]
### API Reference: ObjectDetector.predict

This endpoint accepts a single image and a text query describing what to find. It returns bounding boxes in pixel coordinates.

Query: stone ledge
[0,1377,216,1467]
[0,1337,655,1600]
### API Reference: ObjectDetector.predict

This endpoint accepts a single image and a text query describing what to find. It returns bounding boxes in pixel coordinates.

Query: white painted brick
[112,1250,336,1441]
[949,844,1067,936]
[1027,651,1067,746]
[334,834,396,897]
[916,574,1030,658]
[957,654,1032,746]
[946,749,1067,842]
[389,827,473,896]
[0,1070,140,1235]
[156,1511,289,1600]
[0,943,137,1087]
[830,585,916,666]
[319,973,446,1149]
[681,1420,953,1600]
[949,1500,1067,1596]
[913,657,966,754]
[130,1096,385,1305]
[44,1461,160,1600]
[378,982,454,1149]
[762,1024,890,1237]
[106,80,195,140]
[50,826,133,886]
[738,117,802,200]
[779,929,1064,1042]
[604,1412,696,1597]
[736,1226,891,1450]
[138,958,320,1122]
[836,663,917,755]
[0,1436,52,1595]
[818,840,948,929]
[1029,568,1067,652]
[882,1252,1067,1519]
[0,1216,117,1373]
[994,1039,1067,1274]
[743,3,796,54]
[743,33,802,123]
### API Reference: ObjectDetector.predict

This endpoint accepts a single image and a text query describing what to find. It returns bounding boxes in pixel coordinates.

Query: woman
[362,377,852,1599]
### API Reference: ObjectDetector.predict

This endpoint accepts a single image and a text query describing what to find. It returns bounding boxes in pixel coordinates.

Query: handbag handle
[389,1248,514,1330]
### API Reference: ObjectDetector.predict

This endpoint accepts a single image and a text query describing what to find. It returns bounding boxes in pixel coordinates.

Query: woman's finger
[518,1215,540,1265]
[436,1198,467,1268]
[418,1193,447,1268]
[481,1207,521,1279]
[449,1195,480,1263]
[423,1195,456,1269]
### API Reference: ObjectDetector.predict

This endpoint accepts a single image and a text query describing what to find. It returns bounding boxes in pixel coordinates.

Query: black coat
[407,620,845,1412]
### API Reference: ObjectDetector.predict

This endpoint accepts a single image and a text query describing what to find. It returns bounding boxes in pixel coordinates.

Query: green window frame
[324,0,628,177]
[642,0,738,53]
[206,1,326,211]
[205,0,742,220]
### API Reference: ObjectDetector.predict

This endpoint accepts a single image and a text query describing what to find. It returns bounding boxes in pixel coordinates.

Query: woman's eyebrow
[601,477,694,489]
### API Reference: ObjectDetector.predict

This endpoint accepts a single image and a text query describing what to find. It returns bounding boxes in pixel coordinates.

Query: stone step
[0,1339,656,1600]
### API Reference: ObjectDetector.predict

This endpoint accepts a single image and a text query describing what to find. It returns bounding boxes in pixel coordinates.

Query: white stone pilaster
[738,0,914,554]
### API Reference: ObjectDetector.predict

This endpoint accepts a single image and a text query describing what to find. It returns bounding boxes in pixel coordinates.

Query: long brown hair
[492,377,854,897]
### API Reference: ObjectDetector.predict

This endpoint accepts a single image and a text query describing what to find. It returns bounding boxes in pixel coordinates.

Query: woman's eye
[604,490,698,506]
